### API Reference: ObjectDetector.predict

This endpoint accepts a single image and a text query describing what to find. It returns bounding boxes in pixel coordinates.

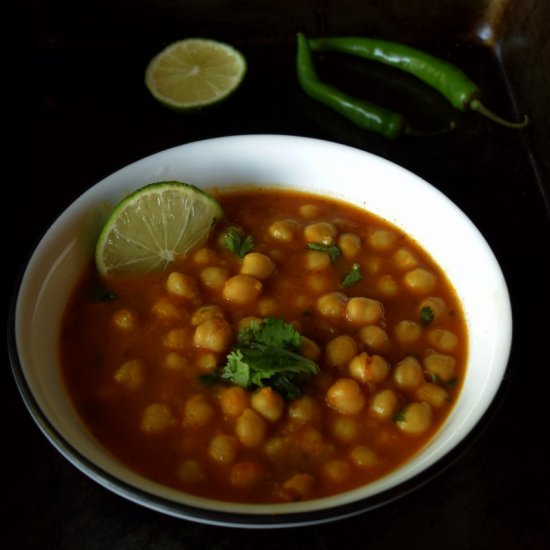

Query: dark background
[7,1,549,548]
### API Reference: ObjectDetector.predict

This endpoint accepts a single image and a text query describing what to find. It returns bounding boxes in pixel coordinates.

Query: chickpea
[192,247,218,265]
[288,396,322,424]
[325,335,358,367]
[323,458,351,484]
[268,219,300,242]
[199,266,229,291]
[331,416,360,443]
[326,378,365,415]
[219,386,249,418]
[166,271,200,301]
[191,305,224,326]
[193,318,233,352]
[358,325,390,352]
[237,316,262,331]
[141,403,176,434]
[394,320,422,345]
[423,352,456,382]
[295,294,313,310]
[196,351,217,373]
[299,204,321,219]
[427,328,458,352]
[164,352,188,371]
[365,256,382,275]
[349,354,369,383]
[403,268,437,294]
[177,459,205,484]
[258,297,278,316]
[208,434,239,465]
[229,461,264,489]
[317,291,348,318]
[114,359,145,390]
[163,327,192,351]
[263,436,289,462]
[306,273,331,293]
[349,352,389,384]
[396,402,433,434]
[300,336,321,361]
[282,472,315,500]
[235,408,268,448]
[112,308,137,332]
[241,252,275,280]
[298,426,326,455]
[183,395,215,428]
[368,229,397,250]
[349,445,378,467]
[338,233,361,259]
[304,222,337,245]
[393,247,418,270]
[346,297,384,324]
[369,355,391,383]
[251,387,284,422]
[223,274,262,304]
[304,250,331,271]
[151,297,182,322]
[393,356,424,390]
[416,383,449,408]
[369,389,398,420]
[377,275,399,297]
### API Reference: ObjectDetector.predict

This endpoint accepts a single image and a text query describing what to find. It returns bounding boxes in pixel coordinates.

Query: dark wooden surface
[7,1,550,548]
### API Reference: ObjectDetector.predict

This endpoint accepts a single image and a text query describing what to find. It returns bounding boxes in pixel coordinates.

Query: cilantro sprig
[419,305,435,325]
[208,317,319,400]
[89,281,118,302]
[306,242,342,262]
[222,226,254,258]
[342,263,362,288]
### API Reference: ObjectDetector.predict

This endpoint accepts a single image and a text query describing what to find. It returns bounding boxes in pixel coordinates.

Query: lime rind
[145,38,247,110]
[95,181,223,276]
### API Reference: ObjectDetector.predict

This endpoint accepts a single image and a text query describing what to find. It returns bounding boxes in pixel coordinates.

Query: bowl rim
[8,134,513,528]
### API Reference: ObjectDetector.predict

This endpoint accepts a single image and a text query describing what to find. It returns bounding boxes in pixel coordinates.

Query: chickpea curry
[60,188,467,503]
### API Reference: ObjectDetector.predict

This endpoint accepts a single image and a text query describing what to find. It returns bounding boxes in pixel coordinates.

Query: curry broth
[60,188,467,503]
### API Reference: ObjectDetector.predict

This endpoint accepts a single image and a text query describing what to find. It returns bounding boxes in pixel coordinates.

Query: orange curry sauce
[60,189,467,503]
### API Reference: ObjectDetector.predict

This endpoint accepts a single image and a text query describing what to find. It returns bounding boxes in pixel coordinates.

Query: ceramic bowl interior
[11,135,512,528]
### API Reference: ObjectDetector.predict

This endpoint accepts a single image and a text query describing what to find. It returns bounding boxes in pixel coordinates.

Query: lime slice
[145,38,246,110]
[95,181,223,276]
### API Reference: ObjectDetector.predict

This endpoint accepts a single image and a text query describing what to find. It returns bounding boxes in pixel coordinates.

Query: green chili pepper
[296,32,407,139]
[309,36,528,129]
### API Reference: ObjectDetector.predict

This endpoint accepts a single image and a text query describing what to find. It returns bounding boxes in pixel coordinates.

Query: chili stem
[470,99,529,128]
[309,36,529,129]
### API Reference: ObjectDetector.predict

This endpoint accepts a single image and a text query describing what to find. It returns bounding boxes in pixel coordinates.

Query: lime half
[145,38,246,110]
[95,181,223,276]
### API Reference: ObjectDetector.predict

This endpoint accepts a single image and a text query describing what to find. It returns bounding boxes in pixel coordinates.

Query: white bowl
[9,135,512,528]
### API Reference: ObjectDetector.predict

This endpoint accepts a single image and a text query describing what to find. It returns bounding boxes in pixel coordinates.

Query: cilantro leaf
[222,226,254,258]
[218,317,319,399]
[393,409,406,423]
[424,371,441,384]
[446,377,458,388]
[419,306,435,325]
[222,349,251,387]
[238,317,301,351]
[342,263,362,288]
[89,282,118,302]
[270,374,305,401]
[306,242,342,262]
